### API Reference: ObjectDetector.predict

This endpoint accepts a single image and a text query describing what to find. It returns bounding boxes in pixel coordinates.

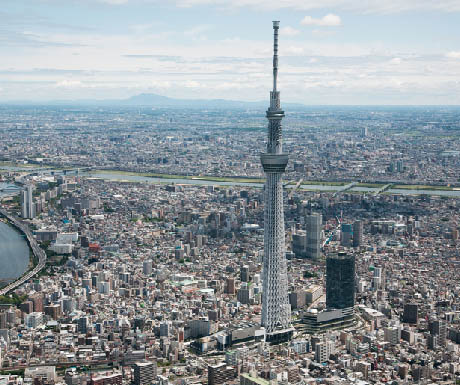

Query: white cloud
[173,0,460,13]
[301,14,342,27]
[55,79,82,88]
[129,23,156,34]
[148,80,172,89]
[3,10,460,104]
[5,51,460,103]
[84,0,460,13]
[99,0,129,4]
[327,80,344,87]
[183,80,202,88]
[184,24,213,37]
[284,46,305,55]
[280,26,300,36]
[311,29,337,37]
[446,51,460,59]
[215,82,247,90]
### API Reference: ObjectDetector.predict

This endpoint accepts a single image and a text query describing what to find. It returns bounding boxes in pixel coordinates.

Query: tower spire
[272,21,279,93]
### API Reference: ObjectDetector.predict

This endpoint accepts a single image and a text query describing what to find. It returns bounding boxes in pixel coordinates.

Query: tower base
[265,327,294,345]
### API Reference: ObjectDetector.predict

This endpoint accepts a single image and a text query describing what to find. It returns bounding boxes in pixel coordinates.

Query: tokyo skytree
[260,21,293,343]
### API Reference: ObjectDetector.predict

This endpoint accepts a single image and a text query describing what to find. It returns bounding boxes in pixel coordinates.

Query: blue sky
[1,0,460,104]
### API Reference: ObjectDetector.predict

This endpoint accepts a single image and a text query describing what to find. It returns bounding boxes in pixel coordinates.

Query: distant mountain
[122,93,262,108]
[124,93,177,105]
[2,92,307,109]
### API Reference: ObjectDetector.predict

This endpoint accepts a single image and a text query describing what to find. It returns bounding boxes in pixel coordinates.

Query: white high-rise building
[384,326,401,345]
[143,260,152,275]
[306,213,322,260]
[25,312,43,329]
[315,340,335,363]
[21,185,35,219]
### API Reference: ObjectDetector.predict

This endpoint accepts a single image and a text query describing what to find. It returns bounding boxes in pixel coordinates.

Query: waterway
[86,172,265,188]
[86,173,460,197]
[0,221,30,284]
[85,173,351,191]
[2,165,460,197]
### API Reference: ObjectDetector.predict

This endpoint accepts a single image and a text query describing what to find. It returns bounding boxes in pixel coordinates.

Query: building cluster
[19,176,77,220]
[0,168,457,384]
[0,106,459,186]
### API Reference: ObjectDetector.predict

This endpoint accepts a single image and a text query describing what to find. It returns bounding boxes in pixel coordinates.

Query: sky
[1,0,460,105]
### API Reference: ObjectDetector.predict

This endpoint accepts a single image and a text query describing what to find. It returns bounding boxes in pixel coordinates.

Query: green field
[0,161,45,169]
[93,171,354,186]
[0,162,69,171]
[93,170,186,179]
[393,184,454,191]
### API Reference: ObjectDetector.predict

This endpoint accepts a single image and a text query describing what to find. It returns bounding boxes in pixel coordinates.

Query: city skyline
[1,79,460,382]
[2,0,460,104]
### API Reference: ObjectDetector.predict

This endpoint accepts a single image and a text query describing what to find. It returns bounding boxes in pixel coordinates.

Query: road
[287,178,304,199]
[333,182,357,197]
[373,183,392,196]
[0,208,47,296]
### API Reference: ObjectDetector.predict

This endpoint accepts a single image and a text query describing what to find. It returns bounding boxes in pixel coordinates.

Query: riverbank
[92,169,265,184]
[0,161,47,169]
[92,170,368,187]
[392,184,455,191]
[91,170,459,194]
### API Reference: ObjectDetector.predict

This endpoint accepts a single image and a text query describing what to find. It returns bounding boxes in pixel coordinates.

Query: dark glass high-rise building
[403,303,418,324]
[306,214,322,260]
[326,252,355,310]
[429,319,447,347]
[353,220,363,247]
[340,223,353,248]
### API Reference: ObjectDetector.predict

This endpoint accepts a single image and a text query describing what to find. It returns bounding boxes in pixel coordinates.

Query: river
[2,165,460,197]
[86,173,460,197]
[0,221,30,285]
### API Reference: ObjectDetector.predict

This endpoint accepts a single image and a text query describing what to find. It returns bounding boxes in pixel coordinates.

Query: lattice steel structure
[260,21,293,343]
